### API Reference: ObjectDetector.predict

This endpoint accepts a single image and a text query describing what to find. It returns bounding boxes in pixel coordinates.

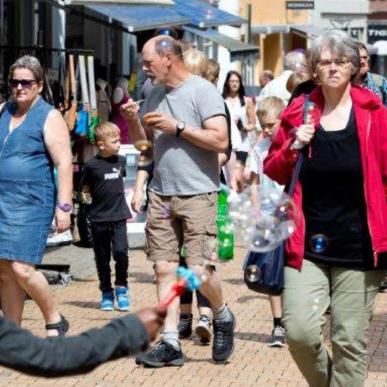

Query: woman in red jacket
[264,30,387,387]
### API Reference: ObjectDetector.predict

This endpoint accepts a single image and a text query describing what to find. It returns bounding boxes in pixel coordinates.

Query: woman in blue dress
[0,56,73,336]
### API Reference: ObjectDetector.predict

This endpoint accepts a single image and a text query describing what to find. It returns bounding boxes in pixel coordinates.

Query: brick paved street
[0,244,386,386]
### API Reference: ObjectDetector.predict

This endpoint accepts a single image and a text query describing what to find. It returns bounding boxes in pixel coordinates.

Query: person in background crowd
[0,56,72,336]
[0,306,166,376]
[258,50,308,105]
[353,42,387,106]
[264,30,387,387]
[81,122,131,312]
[286,71,310,95]
[177,50,238,344]
[111,77,132,144]
[121,35,235,368]
[207,59,239,191]
[259,70,274,89]
[96,78,111,124]
[248,96,286,348]
[222,70,256,191]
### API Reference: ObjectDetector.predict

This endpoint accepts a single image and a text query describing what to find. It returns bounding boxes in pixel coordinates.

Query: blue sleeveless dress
[0,97,56,264]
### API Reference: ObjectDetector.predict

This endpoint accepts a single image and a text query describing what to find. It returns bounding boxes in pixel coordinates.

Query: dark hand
[136,306,167,341]
[143,112,177,135]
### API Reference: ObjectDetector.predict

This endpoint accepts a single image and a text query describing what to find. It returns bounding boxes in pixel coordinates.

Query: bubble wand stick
[159,267,201,308]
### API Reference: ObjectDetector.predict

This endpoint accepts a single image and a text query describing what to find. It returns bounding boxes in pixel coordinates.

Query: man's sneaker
[212,309,236,363]
[195,315,212,344]
[100,291,114,311]
[135,341,184,368]
[268,326,286,348]
[178,314,192,339]
[115,287,130,311]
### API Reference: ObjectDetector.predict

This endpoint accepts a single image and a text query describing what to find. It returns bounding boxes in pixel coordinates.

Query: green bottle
[217,185,234,261]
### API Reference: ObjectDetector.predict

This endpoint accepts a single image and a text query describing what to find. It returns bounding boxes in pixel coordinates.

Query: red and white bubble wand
[159,267,202,308]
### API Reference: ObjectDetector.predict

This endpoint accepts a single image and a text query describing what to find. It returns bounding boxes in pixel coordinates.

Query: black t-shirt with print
[82,155,131,223]
[300,109,374,270]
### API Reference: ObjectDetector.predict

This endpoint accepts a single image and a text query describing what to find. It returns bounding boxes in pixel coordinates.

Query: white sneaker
[268,325,286,348]
[46,230,73,247]
[195,315,212,344]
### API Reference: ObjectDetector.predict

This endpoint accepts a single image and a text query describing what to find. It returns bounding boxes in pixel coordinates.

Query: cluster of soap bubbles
[228,187,300,252]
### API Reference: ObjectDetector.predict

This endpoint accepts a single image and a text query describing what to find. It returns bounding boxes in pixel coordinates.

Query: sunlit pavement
[0,244,386,386]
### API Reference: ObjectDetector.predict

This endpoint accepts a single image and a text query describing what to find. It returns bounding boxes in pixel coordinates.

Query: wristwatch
[56,202,73,212]
[176,121,185,138]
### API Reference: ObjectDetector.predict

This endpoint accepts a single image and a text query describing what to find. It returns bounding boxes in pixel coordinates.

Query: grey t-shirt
[140,75,225,196]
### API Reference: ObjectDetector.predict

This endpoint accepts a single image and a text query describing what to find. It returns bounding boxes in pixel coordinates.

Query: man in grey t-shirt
[121,36,236,367]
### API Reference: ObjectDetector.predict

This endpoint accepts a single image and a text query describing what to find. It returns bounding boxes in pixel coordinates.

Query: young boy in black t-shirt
[81,122,131,311]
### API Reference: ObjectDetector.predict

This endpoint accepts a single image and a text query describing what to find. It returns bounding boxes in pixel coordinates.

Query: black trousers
[91,220,129,293]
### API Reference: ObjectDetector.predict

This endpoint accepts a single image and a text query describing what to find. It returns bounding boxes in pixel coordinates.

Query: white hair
[310,29,360,77]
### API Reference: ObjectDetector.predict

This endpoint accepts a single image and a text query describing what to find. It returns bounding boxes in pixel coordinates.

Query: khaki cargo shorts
[145,191,218,265]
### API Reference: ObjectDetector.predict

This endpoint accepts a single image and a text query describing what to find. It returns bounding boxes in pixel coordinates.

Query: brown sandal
[45,314,69,337]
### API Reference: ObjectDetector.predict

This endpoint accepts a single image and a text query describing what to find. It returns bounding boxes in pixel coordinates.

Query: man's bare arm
[143,112,228,153]
[179,115,228,153]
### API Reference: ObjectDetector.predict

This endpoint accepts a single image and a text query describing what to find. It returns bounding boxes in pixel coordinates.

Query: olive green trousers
[283,259,383,387]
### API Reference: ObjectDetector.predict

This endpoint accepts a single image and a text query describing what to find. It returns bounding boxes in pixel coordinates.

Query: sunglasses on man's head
[8,79,36,89]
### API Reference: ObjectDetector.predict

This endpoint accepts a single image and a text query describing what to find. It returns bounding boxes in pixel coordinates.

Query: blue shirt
[364,72,387,107]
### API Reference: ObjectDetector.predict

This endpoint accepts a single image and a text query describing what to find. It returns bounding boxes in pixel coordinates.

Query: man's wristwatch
[176,121,185,138]
[56,202,73,213]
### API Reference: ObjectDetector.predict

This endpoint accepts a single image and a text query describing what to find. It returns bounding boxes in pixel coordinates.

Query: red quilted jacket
[264,85,387,270]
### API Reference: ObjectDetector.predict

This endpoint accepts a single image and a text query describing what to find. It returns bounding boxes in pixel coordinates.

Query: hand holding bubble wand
[292,99,316,150]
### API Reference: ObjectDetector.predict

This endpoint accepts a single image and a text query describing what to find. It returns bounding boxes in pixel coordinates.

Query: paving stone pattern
[0,244,386,386]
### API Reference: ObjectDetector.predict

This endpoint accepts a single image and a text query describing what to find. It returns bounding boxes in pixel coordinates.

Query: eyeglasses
[317,59,351,69]
[9,79,37,89]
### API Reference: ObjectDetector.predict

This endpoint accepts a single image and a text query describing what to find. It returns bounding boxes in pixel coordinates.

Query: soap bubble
[245,265,262,283]
[137,153,153,168]
[134,139,152,152]
[309,234,329,254]
[228,187,300,252]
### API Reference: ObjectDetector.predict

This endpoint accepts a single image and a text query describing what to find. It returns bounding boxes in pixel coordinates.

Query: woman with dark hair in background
[222,70,256,190]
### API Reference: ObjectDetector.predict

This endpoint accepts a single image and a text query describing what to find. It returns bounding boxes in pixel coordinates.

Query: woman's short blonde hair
[95,122,120,142]
[183,48,208,78]
[286,71,310,93]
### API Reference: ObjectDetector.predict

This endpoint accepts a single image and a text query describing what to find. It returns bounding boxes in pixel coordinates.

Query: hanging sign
[286,1,315,10]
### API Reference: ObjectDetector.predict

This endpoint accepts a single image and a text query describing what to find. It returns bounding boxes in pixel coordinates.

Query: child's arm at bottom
[132,169,150,213]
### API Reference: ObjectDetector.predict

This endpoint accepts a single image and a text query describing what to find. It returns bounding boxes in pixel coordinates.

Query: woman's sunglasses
[8,79,37,89]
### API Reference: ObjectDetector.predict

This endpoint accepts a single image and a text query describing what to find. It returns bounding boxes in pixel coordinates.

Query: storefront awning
[290,25,322,38]
[80,4,190,32]
[70,0,174,4]
[251,24,289,34]
[173,0,246,28]
[183,26,259,62]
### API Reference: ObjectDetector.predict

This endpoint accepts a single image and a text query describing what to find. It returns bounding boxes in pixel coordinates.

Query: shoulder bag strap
[286,94,310,196]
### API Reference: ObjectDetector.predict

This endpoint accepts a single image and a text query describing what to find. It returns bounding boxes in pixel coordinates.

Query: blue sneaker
[115,287,130,311]
[100,291,114,311]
